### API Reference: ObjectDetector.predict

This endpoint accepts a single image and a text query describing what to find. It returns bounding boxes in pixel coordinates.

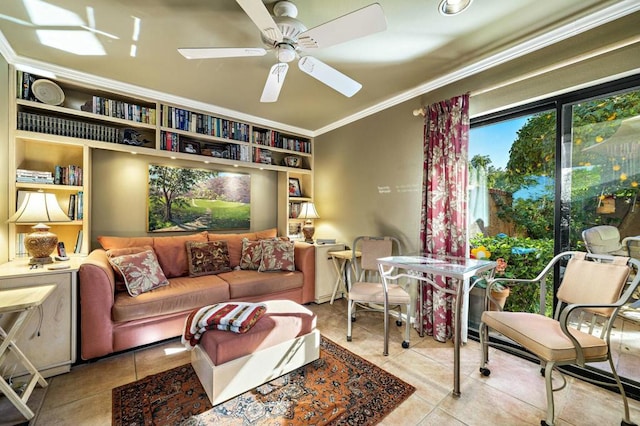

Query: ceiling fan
[178,0,387,102]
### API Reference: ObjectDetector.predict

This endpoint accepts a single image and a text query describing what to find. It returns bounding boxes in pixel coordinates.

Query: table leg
[0,308,49,419]
[453,280,463,398]
[330,258,348,304]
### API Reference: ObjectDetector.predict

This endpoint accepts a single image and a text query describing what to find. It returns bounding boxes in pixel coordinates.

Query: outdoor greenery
[470,234,554,314]
[470,89,639,313]
[471,89,639,243]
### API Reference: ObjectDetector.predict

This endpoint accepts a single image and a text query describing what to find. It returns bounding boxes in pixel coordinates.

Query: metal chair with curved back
[346,236,411,355]
[479,251,640,426]
[582,225,640,259]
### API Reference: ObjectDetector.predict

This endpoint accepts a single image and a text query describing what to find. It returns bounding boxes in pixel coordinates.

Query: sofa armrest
[294,242,316,304]
[78,249,116,360]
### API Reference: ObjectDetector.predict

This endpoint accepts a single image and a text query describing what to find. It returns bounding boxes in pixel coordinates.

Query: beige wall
[0,58,8,263]
[90,149,278,250]
[314,100,424,252]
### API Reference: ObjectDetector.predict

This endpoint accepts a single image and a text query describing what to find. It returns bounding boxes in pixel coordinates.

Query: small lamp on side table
[298,202,319,243]
[7,190,71,265]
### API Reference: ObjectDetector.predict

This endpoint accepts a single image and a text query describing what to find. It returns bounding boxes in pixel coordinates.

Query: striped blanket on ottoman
[182,302,267,350]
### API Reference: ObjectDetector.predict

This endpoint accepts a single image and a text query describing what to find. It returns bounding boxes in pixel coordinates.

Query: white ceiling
[0,0,638,136]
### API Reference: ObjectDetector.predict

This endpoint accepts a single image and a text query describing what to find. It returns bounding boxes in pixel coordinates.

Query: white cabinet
[314,243,345,304]
[0,258,80,378]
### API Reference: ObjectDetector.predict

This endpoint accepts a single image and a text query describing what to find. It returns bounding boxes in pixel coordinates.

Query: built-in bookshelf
[8,68,315,253]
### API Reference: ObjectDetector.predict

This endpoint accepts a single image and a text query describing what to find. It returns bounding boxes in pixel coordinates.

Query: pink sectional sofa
[78,228,315,360]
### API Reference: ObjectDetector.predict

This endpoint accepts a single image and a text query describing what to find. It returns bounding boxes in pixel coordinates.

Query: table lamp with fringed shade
[7,191,71,265]
[298,202,319,243]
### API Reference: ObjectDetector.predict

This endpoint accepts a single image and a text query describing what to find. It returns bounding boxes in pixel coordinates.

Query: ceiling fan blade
[236,0,284,43]
[260,63,289,103]
[178,47,266,59]
[298,56,362,97]
[298,3,386,50]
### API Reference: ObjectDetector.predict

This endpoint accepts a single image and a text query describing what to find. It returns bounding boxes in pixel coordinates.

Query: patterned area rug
[112,336,415,425]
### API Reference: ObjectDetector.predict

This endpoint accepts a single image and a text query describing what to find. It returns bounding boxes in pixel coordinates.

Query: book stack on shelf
[16,168,54,184]
[54,165,83,186]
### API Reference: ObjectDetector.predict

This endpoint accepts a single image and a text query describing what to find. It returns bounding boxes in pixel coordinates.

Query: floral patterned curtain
[419,94,470,342]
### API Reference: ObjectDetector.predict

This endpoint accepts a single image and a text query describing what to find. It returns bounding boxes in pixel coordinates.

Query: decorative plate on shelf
[31,79,65,105]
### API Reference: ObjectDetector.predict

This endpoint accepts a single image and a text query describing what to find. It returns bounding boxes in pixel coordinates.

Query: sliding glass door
[470,75,640,394]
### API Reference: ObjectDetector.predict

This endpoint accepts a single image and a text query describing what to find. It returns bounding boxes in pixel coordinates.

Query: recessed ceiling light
[439,0,473,16]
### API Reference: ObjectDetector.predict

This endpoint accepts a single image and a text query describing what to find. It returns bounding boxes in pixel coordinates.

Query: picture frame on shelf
[289,178,301,197]
[179,140,200,155]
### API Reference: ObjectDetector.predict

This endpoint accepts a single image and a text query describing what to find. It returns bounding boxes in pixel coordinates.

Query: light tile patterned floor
[22,299,640,425]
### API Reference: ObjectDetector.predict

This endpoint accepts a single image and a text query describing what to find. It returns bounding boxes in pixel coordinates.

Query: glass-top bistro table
[377,254,496,397]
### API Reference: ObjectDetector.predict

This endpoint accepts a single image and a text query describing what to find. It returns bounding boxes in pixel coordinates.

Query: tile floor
[16,299,640,425]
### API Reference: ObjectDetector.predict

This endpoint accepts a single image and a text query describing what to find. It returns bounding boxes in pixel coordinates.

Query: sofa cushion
[207,228,277,268]
[208,232,256,268]
[259,238,295,272]
[220,269,304,299]
[98,236,154,250]
[152,232,208,278]
[109,250,169,297]
[112,274,231,322]
[186,241,232,277]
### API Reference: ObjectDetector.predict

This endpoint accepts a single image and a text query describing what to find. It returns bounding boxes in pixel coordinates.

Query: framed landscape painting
[148,164,250,232]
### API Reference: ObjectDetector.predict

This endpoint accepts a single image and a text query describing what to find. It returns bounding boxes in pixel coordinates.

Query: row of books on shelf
[81,96,156,124]
[161,106,250,142]
[14,229,83,257]
[252,129,312,154]
[55,165,83,186]
[18,111,121,143]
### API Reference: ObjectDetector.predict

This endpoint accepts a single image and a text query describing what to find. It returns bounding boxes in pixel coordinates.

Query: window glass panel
[468,110,555,321]
[567,88,640,381]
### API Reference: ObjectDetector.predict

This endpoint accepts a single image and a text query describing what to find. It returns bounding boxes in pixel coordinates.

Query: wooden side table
[329,250,361,304]
[0,284,57,420]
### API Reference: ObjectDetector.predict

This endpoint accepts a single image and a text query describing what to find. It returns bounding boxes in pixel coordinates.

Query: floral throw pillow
[106,245,154,292]
[259,238,295,272]
[239,238,262,270]
[186,241,232,277]
[109,250,169,297]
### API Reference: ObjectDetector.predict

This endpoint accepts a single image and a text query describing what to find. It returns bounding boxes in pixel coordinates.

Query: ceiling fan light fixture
[277,44,296,63]
[439,0,473,16]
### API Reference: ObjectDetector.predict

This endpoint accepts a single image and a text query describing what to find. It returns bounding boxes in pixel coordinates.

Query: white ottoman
[190,299,320,405]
